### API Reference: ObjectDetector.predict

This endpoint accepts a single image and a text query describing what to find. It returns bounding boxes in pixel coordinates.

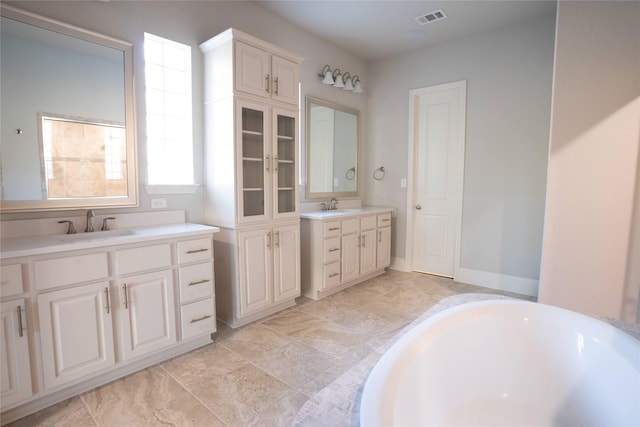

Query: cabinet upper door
[272,108,298,220]
[271,55,299,105]
[237,100,270,224]
[1,299,32,407]
[235,41,271,99]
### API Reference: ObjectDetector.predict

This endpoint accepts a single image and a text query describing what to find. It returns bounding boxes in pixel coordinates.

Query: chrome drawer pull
[188,279,210,286]
[328,227,340,231]
[190,314,212,324]
[105,287,111,314]
[17,305,24,338]
[329,273,340,278]
[123,283,129,309]
[381,218,390,222]
[328,248,340,252]
[186,248,209,254]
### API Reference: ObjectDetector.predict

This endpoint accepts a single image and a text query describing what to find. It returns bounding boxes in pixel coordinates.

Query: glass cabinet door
[239,103,269,222]
[273,109,298,219]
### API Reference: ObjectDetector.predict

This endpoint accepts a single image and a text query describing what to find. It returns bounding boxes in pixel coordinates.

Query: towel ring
[373,166,385,180]
[346,167,356,180]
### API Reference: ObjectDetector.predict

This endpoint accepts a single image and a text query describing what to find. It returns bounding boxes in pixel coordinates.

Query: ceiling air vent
[415,9,447,25]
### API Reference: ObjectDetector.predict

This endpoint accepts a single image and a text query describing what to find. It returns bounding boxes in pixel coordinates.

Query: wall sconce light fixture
[318,65,363,93]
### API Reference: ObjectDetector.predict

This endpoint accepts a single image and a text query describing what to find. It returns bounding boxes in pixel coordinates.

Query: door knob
[416,205,422,210]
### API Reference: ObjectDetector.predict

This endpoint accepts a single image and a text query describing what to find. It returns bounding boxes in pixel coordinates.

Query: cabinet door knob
[415,205,422,210]
[265,74,270,93]
[274,77,279,95]
[105,287,111,314]
[122,283,129,309]
[17,305,24,338]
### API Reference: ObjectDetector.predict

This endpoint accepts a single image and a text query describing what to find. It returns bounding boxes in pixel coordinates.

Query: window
[144,33,193,186]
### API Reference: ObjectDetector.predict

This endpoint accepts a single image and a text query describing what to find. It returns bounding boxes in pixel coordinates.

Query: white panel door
[38,282,115,389]
[119,270,176,361]
[271,55,299,105]
[235,41,270,99]
[1,299,32,407]
[273,224,300,302]
[360,229,377,276]
[237,228,273,317]
[341,233,360,283]
[411,82,466,277]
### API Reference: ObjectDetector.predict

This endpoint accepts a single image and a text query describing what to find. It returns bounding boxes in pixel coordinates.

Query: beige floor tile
[252,341,338,389]
[261,309,326,337]
[6,397,95,427]
[81,366,187,426]
[161,342,247,390]
[220,323,292,361]
[189,363,294,427]
[115,393,226,427]
[291,320,369,358]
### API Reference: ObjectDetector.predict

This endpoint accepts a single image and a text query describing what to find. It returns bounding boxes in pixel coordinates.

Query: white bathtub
[360,300,640,426]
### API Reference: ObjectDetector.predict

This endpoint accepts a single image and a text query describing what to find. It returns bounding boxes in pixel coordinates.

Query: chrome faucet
[85,209,95,232]
[329,198,339,211]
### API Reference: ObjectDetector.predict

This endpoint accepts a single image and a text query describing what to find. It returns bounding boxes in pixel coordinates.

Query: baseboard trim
[455,267,539,297]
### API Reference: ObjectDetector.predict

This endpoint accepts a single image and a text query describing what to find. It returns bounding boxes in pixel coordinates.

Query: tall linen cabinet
[200,29,303,328]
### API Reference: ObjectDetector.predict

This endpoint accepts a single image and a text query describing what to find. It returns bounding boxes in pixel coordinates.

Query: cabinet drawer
[35,253,108,290]
[323,221,341,238]
[1,264,24,296]
[324,237,341,264]
[117,244,171,275]
[324,262,341,290]
[177,238,213,264]
[377,213,392,227]
[341,218,360,235]
[179,262,214,303]
[181,298,216,340]
[361,215,377,231]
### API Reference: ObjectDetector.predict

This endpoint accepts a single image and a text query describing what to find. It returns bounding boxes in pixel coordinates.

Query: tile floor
[6,271,532,427]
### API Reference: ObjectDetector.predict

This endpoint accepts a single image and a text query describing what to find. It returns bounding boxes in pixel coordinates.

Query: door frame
[404,80,467,277]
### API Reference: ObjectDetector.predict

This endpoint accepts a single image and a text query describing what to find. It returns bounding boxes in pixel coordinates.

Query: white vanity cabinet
[201,29,302,328]
[1,298,32,407]
[301,209,392,300]
[0,221,218,422]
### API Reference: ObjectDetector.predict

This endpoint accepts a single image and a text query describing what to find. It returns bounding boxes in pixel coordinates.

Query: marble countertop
[1,223,220,259]
[300,206,393,220]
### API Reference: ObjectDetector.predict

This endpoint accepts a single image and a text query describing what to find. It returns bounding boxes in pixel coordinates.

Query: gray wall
[365,14,556,287]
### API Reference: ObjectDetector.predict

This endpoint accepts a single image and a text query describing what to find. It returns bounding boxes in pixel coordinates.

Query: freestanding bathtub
[360,300,640,426]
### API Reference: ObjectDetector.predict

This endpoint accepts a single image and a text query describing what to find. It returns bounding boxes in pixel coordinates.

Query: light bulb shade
[334,74,345,88]
[352,76,363,93]
[322,70,334,85]
[343,77,354,90]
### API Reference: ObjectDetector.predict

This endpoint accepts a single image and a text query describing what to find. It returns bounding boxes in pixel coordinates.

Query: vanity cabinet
[0,222,218,422]
[301,209,392,300]
[1,298,32,407]
[201,29,302,328]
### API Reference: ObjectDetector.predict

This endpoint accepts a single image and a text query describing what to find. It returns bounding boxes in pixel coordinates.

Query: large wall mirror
[306,96,359,199]
[0,5,137,212]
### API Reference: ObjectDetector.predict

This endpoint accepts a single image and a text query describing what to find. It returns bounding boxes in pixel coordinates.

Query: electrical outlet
[151,198,167,209]
[401,178,407,188]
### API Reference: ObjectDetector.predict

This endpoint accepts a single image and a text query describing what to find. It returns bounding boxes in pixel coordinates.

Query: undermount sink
[55,229,135,243]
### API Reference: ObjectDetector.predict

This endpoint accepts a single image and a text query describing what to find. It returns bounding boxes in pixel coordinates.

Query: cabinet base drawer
[178,262,214,303]
[323,262,341,290]
[181,299,216,340]
[323,237,341,263]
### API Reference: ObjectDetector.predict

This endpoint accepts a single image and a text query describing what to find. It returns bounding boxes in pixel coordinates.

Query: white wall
[2,0,368,221]
[366,14,556,294]
[539,1,640,321]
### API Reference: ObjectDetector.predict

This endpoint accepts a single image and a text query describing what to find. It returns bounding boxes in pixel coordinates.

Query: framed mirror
[0,5,138,212]
[306,96,359,199]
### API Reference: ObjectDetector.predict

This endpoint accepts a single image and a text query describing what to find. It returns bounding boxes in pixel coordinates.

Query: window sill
[145,184,200,195]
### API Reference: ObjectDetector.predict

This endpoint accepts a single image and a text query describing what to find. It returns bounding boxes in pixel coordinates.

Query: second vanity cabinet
[0,222,218,422]
[301,209,392,300]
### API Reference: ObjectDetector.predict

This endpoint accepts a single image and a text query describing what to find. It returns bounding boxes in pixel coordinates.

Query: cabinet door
[38,282,115,389]
[341,233,360,283]
[271,55,298,105]
[360,229,377,275]
[272,108,298,220]
[237,229,273,318]
[377,227,392,269]
[235,41,270,99]
[273,224,300,303]
[237,100,270,223]
[118,270,176,361]
[1,299,32,407]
